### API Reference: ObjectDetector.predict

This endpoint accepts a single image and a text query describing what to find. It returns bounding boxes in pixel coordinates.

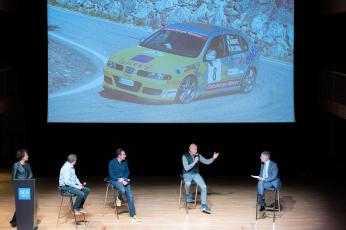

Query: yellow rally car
[103,23,259,103]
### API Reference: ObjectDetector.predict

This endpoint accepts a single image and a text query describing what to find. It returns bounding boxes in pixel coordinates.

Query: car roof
[166,23,244,38]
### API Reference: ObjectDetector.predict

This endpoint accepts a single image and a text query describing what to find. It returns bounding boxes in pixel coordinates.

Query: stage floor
[0,172,344,230]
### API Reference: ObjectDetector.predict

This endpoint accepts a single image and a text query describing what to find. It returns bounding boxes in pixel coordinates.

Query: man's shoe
[185,194,193,203]
[116,196,122,207]
[73,209,82,215]
[79,208,88,214]
[256,201,266,211]
[10,221,16,227]
[201,204,212,214]
[130,215,142,222]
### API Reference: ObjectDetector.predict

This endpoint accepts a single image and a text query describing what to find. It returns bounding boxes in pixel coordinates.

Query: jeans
[257,180,278,198]
[112,182,136,217]
[183,173,207,205]
[61,186,90,210]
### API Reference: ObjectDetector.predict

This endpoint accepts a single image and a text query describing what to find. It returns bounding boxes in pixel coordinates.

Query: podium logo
[18,188,31,200]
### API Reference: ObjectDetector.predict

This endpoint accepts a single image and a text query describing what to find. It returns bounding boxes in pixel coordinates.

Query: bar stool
[178,174,199,213]
[103,177,129,219]
[256,187,280,222]
[56,187,86,229]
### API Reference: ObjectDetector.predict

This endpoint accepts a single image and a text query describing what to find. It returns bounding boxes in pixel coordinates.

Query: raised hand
[213,152,220,159]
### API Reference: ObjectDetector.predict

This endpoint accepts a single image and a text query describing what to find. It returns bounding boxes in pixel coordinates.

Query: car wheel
[241,67,256,93]
[176,76,197,104]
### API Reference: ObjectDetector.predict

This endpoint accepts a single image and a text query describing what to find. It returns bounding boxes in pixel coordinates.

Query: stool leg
[273,190,277,223]
[113,188,119,220]
[56,196,64,227]
[70,196,77,229]
[183,181,188,214]
[278,191,281,213]
[255,193,259,221]
[194,184,198,205]
[103,184,110,215]
[179,179,182,207]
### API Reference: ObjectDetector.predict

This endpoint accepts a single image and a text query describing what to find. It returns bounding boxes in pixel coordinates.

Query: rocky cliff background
[50,0,294,62]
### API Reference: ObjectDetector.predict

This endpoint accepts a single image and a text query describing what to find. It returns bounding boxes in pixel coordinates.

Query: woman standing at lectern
[9,149,33,228]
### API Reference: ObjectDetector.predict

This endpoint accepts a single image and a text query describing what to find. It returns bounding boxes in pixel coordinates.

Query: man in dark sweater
[108,148,141,222]
[182,143,219,214]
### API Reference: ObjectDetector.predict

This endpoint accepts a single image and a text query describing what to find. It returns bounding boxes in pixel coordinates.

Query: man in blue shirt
[59,154,90,215]
[108,148,141,222]
[182,143,219,214]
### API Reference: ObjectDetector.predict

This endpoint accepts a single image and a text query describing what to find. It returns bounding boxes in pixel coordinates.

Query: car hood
[109,46,198,74]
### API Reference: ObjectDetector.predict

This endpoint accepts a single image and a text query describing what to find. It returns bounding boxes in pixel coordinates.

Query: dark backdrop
[0,1,345,181]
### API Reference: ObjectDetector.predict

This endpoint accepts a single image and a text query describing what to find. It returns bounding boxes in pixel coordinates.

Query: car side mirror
[205,50,216,61]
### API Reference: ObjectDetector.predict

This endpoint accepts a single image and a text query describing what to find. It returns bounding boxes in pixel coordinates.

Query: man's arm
[199,154,215,165]
[12,163,17,180]
[259,164,263,177]
[124,161,130,179]
[182,155,197,171]
[265,163,278,182]
[28,163,33,179]
[60,166,78,188]
[108,160,121,181]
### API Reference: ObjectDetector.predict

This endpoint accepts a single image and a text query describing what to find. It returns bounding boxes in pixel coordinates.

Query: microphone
[195,153,199,164]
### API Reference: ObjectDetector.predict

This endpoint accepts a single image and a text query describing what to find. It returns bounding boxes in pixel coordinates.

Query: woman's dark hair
[116,148,124,157]
[16,149,28,160]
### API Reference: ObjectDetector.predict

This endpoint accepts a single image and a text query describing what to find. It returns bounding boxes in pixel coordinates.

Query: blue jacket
[12,162,33,180]
[259,160,282,189]
[108,158,129,184]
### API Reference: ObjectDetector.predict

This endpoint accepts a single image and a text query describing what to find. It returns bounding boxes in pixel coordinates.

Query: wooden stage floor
[0,172,345,230]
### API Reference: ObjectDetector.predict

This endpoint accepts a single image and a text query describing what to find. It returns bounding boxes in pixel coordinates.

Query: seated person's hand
[77,184,83,190]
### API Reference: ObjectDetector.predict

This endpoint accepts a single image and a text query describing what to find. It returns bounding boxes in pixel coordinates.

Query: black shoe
[256,200,266,211]
[10,221,17,227]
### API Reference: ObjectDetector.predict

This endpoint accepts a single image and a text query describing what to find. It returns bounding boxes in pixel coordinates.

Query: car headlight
[107,60,115,68]
[106,60,123,71]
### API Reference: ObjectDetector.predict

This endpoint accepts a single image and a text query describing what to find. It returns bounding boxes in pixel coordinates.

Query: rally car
[103,23,259,103]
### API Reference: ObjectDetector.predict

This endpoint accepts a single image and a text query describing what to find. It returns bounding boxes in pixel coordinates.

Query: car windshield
[140,29,207,58]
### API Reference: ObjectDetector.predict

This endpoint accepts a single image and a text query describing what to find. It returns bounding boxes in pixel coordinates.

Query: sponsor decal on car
[206,79,240,91]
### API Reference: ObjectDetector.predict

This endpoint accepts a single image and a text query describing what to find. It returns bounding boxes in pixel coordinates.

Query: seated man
[59,154,90,215]
[108,148,141,222]
[182,143,219,214]
[256,151,282,210]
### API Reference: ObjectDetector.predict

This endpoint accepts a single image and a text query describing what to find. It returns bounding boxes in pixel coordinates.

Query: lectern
[14,179,37,230]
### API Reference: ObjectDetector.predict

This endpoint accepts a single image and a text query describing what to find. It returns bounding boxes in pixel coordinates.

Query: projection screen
[48,0,294,123]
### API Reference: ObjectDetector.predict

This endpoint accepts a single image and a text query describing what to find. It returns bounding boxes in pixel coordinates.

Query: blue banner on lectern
[18,188,31,200]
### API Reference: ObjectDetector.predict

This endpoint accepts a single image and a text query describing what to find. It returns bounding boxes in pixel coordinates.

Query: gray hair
[67,154,77,163]
[261,151,271,158]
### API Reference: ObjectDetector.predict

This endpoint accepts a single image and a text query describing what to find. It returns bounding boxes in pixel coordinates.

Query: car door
[203,35,228,91]
[224,34,247,82]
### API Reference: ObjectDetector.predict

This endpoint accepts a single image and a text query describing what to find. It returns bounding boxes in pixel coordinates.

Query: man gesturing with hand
[182,143,219,214]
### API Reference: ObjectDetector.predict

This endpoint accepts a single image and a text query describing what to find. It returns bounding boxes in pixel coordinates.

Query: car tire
[240,67,256,93]
[175,76,197,104]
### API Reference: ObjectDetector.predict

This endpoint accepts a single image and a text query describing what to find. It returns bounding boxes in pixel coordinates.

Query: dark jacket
[259,160,281,189]
[12,162,33,180]
[108,158,129,184]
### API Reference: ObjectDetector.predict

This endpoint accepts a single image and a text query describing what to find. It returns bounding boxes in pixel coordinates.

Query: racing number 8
[213,67,217,81]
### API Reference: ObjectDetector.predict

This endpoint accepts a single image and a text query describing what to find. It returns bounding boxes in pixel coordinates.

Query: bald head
[189,143,198,155]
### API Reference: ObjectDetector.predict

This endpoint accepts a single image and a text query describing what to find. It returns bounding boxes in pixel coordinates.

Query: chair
[178,174,199,213]
[56,187,86,229]
[256,187,280,222]
[103,177,129,219]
